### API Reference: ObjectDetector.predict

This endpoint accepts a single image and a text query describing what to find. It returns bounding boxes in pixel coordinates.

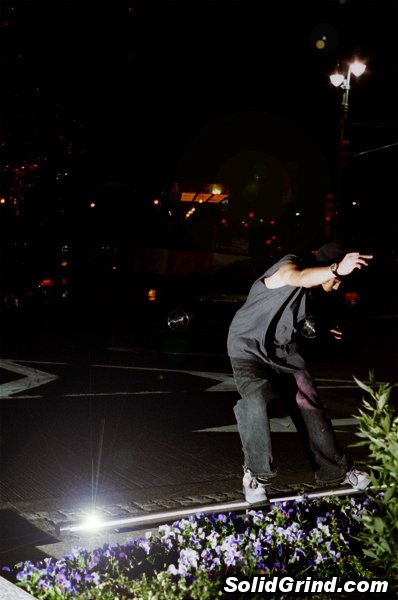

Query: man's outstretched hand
[336,253,373,276]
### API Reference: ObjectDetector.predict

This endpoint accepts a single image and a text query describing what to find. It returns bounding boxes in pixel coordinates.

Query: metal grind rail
[58,486,363,535]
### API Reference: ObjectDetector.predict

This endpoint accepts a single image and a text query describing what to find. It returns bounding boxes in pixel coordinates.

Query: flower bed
[2,494,389,599]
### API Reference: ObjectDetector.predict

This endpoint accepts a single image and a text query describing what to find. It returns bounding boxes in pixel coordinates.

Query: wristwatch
[330,263,341,278]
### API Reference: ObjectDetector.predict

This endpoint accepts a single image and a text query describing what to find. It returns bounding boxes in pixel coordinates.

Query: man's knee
[234,395,269,420]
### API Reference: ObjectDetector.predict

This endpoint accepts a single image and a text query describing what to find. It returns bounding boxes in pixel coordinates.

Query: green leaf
[362,548,378,559]
[353,376,374,397]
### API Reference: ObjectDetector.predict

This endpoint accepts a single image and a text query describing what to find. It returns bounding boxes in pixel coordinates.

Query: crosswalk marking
[0,359,58,398]
[1,359,392,402]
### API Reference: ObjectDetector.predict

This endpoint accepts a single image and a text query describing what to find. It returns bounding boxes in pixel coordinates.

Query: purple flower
[85,572,101,585]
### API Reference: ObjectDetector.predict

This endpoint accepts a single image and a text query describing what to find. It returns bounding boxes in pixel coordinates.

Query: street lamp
[329,59,366,238]
[330,59,366,139]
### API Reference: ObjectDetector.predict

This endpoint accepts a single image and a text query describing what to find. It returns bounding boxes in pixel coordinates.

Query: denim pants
[230,357,349,483]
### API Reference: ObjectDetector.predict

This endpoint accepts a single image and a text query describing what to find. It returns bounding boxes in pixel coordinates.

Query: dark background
[1,0,397,274]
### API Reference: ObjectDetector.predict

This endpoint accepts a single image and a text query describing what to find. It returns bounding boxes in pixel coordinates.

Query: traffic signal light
[338,139,350,169]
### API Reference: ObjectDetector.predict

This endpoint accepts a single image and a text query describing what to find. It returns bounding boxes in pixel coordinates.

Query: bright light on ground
[82,510,103,531]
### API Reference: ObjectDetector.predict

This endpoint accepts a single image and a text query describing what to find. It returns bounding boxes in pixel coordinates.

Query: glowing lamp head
[349,60,366,77]
[330,72,345,87]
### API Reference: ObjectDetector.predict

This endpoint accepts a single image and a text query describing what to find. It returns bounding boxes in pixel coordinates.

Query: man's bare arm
[264,253,373,289]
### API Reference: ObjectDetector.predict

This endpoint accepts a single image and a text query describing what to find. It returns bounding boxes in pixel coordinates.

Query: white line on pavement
[194,416,359,434]
[0,359,59,399]
[2,359,394,401]
[65,391,171,397]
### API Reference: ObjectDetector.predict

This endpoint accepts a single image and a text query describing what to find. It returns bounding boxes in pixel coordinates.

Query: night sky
[1,0,397,250]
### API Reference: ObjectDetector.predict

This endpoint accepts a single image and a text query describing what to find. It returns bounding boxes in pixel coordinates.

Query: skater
[227,241,373,503]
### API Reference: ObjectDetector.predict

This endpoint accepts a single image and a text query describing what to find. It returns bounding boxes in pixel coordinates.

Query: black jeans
[230,357,349,483]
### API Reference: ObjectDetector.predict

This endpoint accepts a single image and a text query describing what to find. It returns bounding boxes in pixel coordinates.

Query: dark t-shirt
[227,254,307,369]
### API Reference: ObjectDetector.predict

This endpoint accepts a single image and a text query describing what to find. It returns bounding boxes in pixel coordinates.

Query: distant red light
[345,292,359,306]
[147,289,157,302]
[39,278,55,287]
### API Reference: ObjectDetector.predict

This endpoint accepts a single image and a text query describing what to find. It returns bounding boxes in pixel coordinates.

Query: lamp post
[329,59,366,238]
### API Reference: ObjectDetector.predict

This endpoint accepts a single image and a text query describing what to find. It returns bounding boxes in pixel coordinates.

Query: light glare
[83,511,103,531]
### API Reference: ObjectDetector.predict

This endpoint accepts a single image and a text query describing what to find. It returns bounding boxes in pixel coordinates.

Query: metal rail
[58,486,362,534]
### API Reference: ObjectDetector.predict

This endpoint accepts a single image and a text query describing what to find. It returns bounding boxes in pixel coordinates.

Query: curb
[0,576,35,599]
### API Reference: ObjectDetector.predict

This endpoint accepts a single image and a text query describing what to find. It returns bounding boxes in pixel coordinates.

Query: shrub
[352,371,398,580]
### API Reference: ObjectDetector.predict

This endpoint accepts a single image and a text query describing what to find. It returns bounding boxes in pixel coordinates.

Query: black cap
[315,240,348,263]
